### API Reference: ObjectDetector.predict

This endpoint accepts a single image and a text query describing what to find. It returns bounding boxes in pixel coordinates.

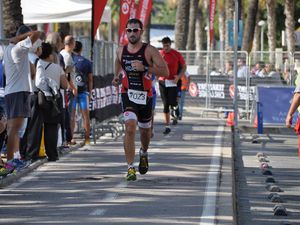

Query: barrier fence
[175,50,297,121]
[1,38,300,124]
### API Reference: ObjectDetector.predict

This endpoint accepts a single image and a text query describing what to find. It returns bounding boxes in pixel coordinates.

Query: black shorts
[121,93,153,123]
[159,81,178,107]
[4,92,31,119]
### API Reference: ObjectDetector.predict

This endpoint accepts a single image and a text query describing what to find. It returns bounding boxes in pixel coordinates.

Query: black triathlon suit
[121,43,153,124]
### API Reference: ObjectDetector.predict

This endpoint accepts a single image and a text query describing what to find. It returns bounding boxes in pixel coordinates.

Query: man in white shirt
[60,35,77,145]
[2,25,40,173]
[237,58,248,78]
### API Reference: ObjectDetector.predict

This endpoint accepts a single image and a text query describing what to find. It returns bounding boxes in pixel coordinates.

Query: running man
[159,37,186,134]
[112,18,169,181]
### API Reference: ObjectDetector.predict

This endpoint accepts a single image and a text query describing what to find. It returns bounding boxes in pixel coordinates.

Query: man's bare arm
[10,31,40,45]
[147,46,169,77]
[112,47,122,86]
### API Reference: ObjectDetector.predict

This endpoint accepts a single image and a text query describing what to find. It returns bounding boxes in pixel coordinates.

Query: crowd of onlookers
[0,25,93,178]
[210,58,299,85]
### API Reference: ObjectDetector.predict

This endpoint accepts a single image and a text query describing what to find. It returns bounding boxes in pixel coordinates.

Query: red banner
[92,0,108,38]
[136,0,152,28]
[119,0,136,45]
[209,0,216,45]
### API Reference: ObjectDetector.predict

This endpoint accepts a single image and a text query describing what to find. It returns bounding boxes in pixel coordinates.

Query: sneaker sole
[139,157,149,175]
[126,174,137,181]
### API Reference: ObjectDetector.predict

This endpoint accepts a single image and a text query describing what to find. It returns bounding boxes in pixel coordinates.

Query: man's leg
[81,109,90,142]
[124,119,137,165]
[140,127,151,151]
[6,118,24,161]
[124,118,137,181]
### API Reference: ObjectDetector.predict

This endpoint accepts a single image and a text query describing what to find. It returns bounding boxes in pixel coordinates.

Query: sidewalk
[235,126,300,225]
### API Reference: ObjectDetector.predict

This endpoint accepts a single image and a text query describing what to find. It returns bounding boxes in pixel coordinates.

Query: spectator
[71,41,93,145]
[159,36,186,134]
[35,42,70,161]
[20,39,44,161]
[224,61,233,76]
[0,25,40,176]
[60,35,77,146]
[46,32,69,148]
[178,71,191,120]
[237,58,248,78]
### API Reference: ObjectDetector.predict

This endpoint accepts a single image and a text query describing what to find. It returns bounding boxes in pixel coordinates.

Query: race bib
[127,89,147,105]
[165,79,177,87]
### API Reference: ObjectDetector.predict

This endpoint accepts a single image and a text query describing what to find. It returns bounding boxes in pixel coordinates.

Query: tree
[218,0,225,51]
[3,0,23,38]
[284,0,295,53]
[195,0,204,51]
[241,0,258,52]
[187,0,198,50]
[266,0,276,63]
[225,0,234,51]
[174,0,190,50]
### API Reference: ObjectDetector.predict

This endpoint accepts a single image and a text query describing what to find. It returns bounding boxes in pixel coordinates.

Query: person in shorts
[112,18,169,181]
[1,25,40,176]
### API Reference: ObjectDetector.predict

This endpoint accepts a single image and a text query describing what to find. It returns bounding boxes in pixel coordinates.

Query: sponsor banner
[90,74,122,123]
[119,0,136,45]
[92,0,108,38]
[136,0,152,27]
[209,0,216,44]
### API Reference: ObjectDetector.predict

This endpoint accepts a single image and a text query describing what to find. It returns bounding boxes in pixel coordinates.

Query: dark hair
[16,25,31,36]
[40,42,53,59]
[126,18,143,29]
[162,37,172,44]
[73,41,82,53]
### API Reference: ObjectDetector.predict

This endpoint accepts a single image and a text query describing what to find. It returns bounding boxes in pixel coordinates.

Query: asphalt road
[0,108,232,225]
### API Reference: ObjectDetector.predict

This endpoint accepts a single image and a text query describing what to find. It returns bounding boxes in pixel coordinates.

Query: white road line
[89,181,127,216]
[199,125,224,225]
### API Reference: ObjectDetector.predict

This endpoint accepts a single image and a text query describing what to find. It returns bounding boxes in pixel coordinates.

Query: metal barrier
[173,50,298,120]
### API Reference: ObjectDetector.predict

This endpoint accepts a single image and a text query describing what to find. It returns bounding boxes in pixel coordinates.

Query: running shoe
[12,158,30,171]
[126,167,137,181]
[138,152,149,175]
[0,163,15,177]
[172,118,178,125]
[84,138,91,146]
[163,127,171,135]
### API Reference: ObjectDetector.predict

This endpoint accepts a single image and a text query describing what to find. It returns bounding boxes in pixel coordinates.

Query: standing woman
[35,43,71,161]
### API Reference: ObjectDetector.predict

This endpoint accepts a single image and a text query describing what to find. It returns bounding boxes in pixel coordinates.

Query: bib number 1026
[128,89,147,105]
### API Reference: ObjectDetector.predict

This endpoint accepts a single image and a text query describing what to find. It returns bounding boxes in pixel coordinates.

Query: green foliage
[151,2,177,25]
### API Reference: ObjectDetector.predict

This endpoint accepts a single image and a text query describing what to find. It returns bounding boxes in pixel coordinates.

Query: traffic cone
[254,116,258,128]
[39,127,46,157]
[226,112,234,127]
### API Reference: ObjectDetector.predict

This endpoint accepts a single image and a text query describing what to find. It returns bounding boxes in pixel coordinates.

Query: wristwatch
[144,66,149,73]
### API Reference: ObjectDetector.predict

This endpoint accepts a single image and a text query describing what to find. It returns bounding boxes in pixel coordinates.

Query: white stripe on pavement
[199,125,224,225]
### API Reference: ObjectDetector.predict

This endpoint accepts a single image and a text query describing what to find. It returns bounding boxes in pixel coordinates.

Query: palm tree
[225,0,234,51]
[174,0,190,50]
[3,0,23,38]
[266,0,276,63]
[195,0,204,51]
[241,0,258,52]
[187,0,198,50]
[284,0,295,53]
[218,0,225,52]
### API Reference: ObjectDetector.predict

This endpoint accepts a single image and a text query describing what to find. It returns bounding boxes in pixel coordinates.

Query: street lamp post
[258,20,266,61]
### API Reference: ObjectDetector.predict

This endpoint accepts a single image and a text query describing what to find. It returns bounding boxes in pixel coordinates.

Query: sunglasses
[126,28,142,33]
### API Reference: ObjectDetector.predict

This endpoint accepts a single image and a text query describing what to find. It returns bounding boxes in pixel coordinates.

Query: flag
[209,0,216,45]
[92,0,108,38]
[119,0,136,45]
[136,0,152,28]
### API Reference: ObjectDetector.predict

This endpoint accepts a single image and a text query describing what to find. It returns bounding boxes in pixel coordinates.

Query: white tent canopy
[21,0,111,24]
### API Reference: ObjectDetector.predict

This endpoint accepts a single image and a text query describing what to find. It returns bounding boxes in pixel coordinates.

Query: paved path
[0,108,233,225]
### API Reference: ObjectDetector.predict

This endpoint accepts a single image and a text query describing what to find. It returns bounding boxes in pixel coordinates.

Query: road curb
[0,142,83,188]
